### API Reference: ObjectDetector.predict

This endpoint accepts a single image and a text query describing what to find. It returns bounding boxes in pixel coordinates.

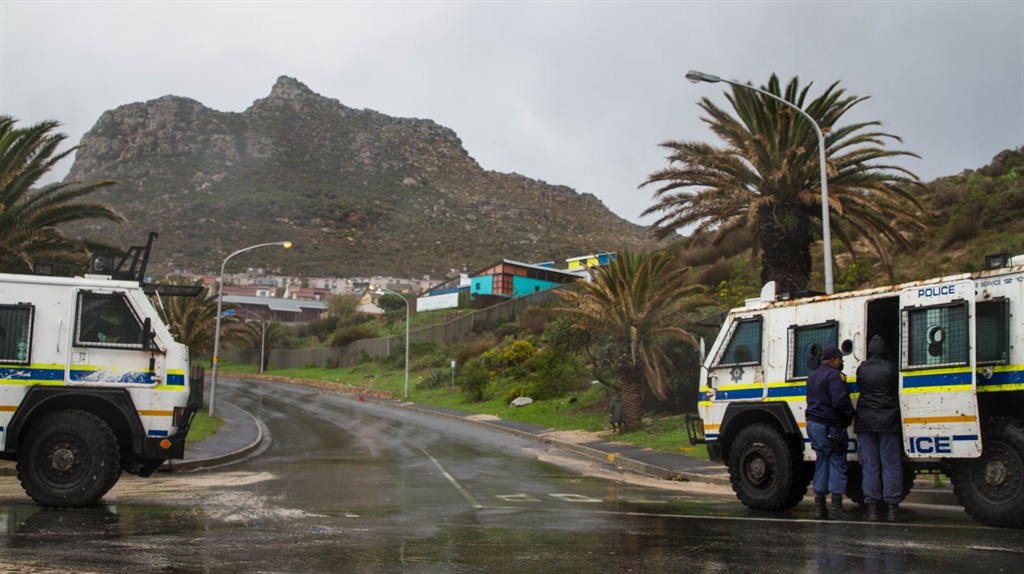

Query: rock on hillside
[64,77,659,277]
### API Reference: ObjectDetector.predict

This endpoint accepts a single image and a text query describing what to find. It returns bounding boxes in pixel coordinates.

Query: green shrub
[457,358,491,402]
[502,339,536,366]
[456,336,497,363]
[525,348,588,400]
[502,386,527,405]
[417,369,449,390]
[330,324,381,347]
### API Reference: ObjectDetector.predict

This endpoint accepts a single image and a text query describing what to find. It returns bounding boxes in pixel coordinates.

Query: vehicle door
[66,289,155,386]
[899,279,981,458]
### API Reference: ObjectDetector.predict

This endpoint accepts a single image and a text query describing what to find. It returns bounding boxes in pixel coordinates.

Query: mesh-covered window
[788,321,838,380]
[904,302,968,369]
[717,317,762,367]
[977,299,1009,366]
[0,304,34,364]
[75,291,145,349]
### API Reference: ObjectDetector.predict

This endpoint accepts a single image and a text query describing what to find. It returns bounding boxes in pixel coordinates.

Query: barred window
[0,304,34,365]
[904,302,969,369]
[717,317,762,367]
[75,291,145,349]
[977,299,1010,366]
[788,321,838,380]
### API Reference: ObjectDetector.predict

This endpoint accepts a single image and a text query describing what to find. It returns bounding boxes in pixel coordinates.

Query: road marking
[497,493,542,503]
[418,447,483,509]
[549,493,602,503]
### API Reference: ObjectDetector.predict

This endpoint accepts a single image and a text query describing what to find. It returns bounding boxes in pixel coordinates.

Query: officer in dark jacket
[854,335,904,522]
[806,345,855,520]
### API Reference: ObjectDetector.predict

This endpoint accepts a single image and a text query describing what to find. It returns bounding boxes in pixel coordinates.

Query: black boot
[814,495,829,520]
[887,504,901,523]
[864,503,880,522]
[828,494,847,521]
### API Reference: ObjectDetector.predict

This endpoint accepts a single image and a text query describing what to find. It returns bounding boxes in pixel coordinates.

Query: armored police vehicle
[0,234,202,506]
[689,253,1024,527]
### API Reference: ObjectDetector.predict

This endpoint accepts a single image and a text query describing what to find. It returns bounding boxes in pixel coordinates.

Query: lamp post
[209,241,292,416]
[685,70,834,295]
[239,308,268,374]
[372,286,410,399]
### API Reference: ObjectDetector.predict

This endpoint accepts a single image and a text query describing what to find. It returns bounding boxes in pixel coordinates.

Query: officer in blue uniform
[806,345,855,520]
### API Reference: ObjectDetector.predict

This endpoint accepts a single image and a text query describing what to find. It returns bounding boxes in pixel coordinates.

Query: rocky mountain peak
[62,77,660,277]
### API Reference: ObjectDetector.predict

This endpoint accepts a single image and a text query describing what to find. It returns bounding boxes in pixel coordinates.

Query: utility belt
[809,417,849,454]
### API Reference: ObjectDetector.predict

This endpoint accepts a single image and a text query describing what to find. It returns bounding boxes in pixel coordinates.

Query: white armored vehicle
[689,252,1024,527]
[0,234,203,506]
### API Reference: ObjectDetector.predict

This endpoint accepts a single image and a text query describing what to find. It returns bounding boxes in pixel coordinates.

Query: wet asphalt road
[1,377,1021,573]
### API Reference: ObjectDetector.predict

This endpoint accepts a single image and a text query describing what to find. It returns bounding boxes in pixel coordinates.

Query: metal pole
[404,299,410,399]
[374,286,411,399]
[260,320,266,374]
[209,241,291,416]
[685,70,834,294]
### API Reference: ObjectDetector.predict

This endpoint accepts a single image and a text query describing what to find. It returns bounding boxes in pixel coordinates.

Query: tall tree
[557,251,713,432]
[642,75,922,292]
[0,116,125,272]
[154,278,247,360]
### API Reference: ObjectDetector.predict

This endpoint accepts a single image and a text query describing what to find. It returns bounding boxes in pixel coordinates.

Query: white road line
[418,447,483,509]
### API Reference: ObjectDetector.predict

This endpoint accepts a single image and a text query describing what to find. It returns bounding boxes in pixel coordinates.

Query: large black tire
[951,417,1024,528]
[727,422,805,510]
[16,410,122,507]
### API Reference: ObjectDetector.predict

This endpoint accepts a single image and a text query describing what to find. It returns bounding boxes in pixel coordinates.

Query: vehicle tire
[782,461,813,508]
[16,410,122,507]
[727,422,805,510]
[951,417,1024,528]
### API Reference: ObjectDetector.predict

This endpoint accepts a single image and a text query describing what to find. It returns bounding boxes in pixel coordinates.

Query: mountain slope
[65,77,659,277]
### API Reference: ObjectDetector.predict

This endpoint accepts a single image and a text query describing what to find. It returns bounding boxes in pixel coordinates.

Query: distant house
[283,285,333,301]
[222,284,275,298]
[422,254,617,306]
[566,252,617,270]
[223,295,327,324]
[467,259,581,305]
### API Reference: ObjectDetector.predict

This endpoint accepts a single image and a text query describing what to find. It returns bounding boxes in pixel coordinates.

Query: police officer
[855,335,904,522]
[806,345,855,520]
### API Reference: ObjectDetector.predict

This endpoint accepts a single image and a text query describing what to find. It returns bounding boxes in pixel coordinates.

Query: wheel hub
[744,446,773,486]
[984,459,1007,487]
[50,447,76,472]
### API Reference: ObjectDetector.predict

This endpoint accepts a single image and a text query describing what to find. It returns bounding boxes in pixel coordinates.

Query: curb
[162,405,264,472]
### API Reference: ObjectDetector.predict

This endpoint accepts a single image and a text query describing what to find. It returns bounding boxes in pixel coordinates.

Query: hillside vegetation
[674,147,1024,306]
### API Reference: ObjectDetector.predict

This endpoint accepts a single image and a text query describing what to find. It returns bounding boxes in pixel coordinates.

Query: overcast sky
[2,1,1021,225]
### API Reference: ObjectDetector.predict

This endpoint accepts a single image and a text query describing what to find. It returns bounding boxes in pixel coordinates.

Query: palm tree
[642,74,922,292]
[557,251,713,432]
[154,279,243,360]
[0,116,125,273]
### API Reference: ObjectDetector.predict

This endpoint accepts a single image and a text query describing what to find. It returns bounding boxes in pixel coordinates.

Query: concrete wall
[227,288,564,370]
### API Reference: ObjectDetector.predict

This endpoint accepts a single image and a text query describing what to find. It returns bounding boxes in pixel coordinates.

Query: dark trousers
[807,420,848,496]
[858,431,904,504]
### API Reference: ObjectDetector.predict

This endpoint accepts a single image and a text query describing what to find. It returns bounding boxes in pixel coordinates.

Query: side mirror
[142,317,155,351]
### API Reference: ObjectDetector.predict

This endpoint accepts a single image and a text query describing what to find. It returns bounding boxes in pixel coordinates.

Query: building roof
[223,295,327,313]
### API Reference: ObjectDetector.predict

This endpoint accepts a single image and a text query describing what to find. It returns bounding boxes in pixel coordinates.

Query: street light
[685,70,834,295]
[372,285,410,400]
[239,308,268,374]
[209,241,292,416]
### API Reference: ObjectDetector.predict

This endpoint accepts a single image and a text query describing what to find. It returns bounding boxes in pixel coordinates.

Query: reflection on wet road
[1,377,1021,573]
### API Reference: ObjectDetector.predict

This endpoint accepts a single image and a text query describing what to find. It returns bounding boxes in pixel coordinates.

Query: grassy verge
[217,359,708,460]
[185,407,223,445]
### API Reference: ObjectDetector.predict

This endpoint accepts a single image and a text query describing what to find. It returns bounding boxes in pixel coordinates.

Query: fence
[226,289,565,370]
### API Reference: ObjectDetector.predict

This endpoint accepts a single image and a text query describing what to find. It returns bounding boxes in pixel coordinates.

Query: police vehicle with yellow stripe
[0,234,202,506]
[688,252,1024,528]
